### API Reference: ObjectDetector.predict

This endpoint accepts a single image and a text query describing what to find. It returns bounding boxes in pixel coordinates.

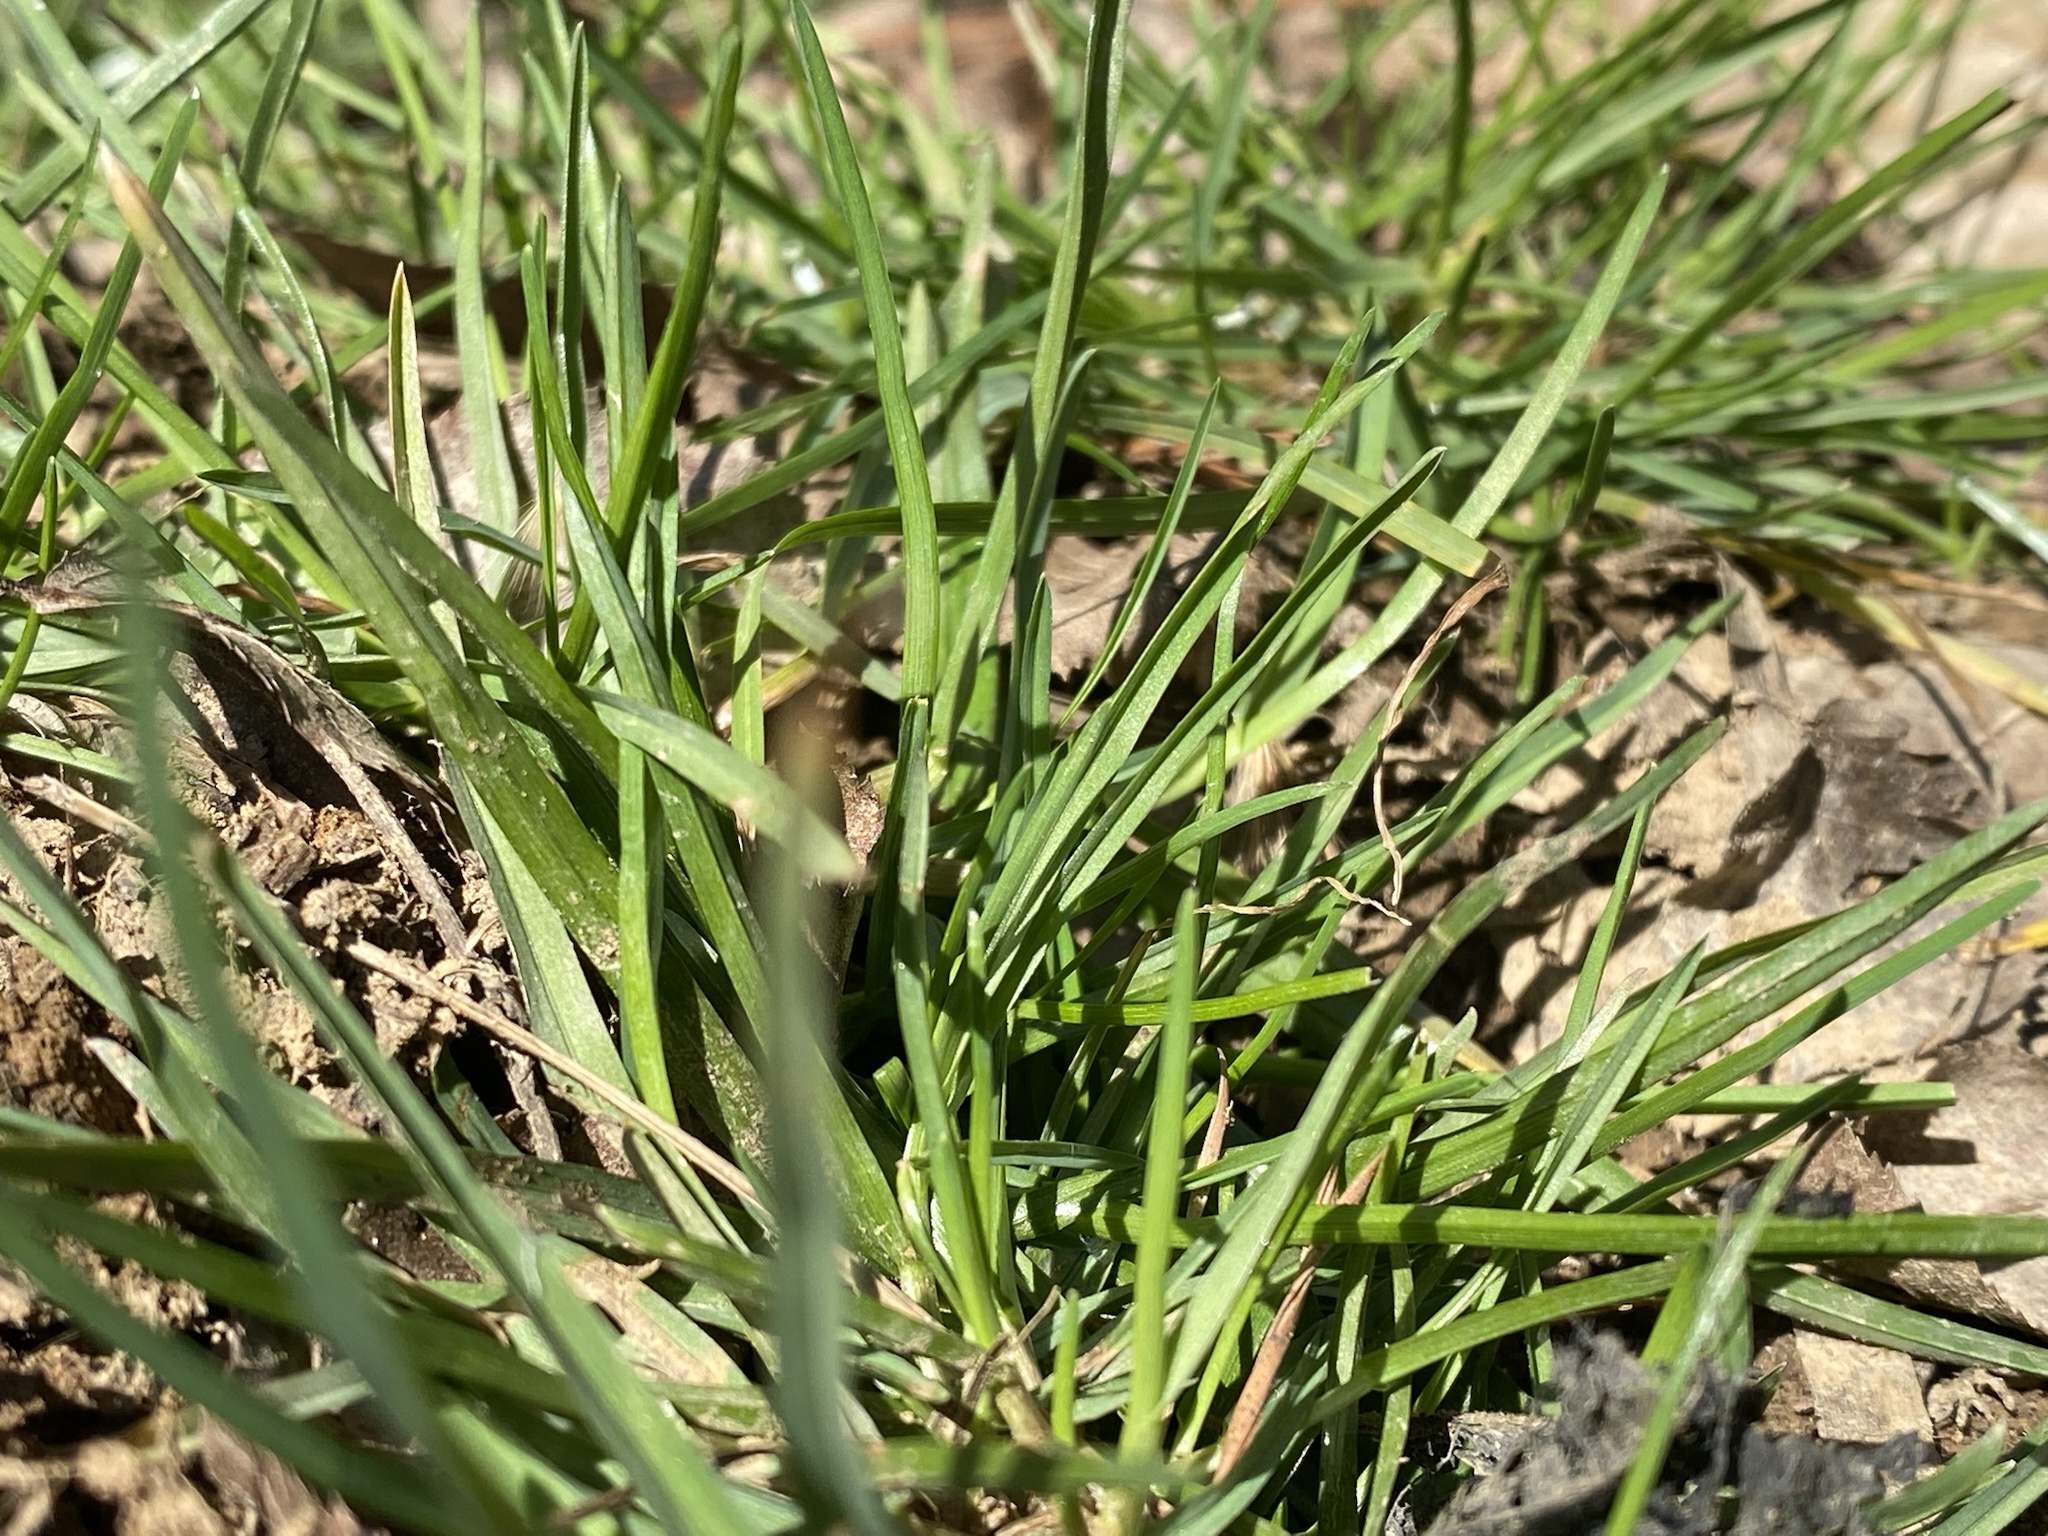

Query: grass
[0,0,2045,1531]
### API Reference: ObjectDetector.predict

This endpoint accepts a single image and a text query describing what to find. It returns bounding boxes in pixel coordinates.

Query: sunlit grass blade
[119,587,496,1531]
[1117,887,1198,1501]
[590,692,856,881]
[0,105,195,554]
[217,0,319,324]
[450,14,518,559]
[1619,90,2010,402]
[0,1191,462,1531]
[217,853,751,1536]
[1232,166,1666,759]
[1604,1143,1807,1535]
[789,1,938,703]
[5,0,267,218]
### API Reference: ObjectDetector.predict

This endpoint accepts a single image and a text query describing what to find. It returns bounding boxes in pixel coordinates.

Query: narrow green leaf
[1121,889,1199,1467]
[788,1,939,700]
[217,855,751,1536]
[1,104,196,552]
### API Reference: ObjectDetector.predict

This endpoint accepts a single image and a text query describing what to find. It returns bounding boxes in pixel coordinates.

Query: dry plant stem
[344,939,760,1208]
[545,1483,636,1528]
[499,1044,563,1161]
[1370,567,1509,911]
[1200,873,1404,924]
[1184,1075,1233,1221]
[959,1287,1062,1410]
[20,774,142,840]
[1213,1150,1384,1478]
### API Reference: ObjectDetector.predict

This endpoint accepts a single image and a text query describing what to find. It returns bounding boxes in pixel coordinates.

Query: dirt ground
[4,1,2048,1531]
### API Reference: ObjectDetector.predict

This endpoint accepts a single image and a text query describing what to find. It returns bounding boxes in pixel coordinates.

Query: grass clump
[0,0,2045,1532]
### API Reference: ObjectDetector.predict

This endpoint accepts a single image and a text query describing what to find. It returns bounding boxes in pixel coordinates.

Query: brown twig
[958,1287,1063,1411]
[19,775,142,841]
[1184,1076,1234,1221]
[309,742,469,956]
[1212,1150,1384,1478]
[344,939,761,1211]
[1199,873,1404,925]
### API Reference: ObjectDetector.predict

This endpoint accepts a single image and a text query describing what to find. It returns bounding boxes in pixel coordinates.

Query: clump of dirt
[0,583,537,1530]
[0,1403,371,1536]
[0,578,529,1135]
[0,1196,209,1452]
[1420,1332,1921,1536]
[0,933,133,1135]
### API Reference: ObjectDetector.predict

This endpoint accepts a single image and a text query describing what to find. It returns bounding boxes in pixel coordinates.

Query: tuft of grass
[0,0,2043,1532]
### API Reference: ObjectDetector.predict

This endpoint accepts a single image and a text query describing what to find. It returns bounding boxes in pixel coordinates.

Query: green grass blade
[1555,801,1653,1059]
[789,2,939,702]
[886,699,1000,1344]
[0,104,196,553]
[1603,1145,1807,1536]
[1530,941,1704,1211]
[590,692,856,881]
[5,0,268,218]
[1618,91,2011,402]
[217,854,751,1536]
[0,146,92,384]
[450,14,519,555]
[759,752,894,1536]
[1755,1266,2048,1378]
[1119,889,1198,1472]
[217,0,320,323]
[1232,167,1666,759]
